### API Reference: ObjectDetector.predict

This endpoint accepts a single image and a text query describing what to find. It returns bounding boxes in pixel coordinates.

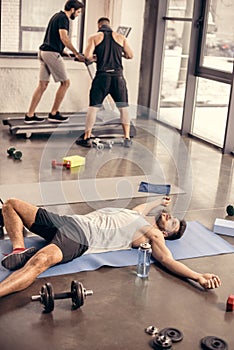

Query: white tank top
[68,207,151,254]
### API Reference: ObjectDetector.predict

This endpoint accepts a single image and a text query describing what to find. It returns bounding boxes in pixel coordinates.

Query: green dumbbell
[7,147,22,160]
[226,205,234,216]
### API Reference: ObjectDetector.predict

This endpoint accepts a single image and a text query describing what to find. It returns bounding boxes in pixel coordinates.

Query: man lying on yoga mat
[0,196,221,297]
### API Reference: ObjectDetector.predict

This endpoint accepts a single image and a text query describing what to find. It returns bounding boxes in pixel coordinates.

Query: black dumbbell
[7,147,22,160]
[31,280,93,313]
[226,204,234,216]
[200,336,228,350]
[159,328,183,343]
[152,335,172,349]
[146,326,183,349]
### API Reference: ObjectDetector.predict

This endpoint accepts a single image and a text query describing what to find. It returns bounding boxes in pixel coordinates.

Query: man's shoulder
[51,11,69,25]
[86,32,104,48]
[113,31,124,38]
[51,11,66,20]
[112,32,125,46]
[90,32,103,40]
[144,225,165,240]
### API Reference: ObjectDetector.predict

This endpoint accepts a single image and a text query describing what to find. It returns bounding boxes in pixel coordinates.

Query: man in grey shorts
[24,0,85,124]
[0,196,221,297]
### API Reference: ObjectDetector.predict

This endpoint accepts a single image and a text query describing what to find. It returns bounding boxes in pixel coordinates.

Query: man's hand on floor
[197,273,221,289]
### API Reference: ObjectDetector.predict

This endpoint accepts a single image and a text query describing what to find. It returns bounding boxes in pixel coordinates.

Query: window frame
[0,0,85,58]
[194,0,233,84]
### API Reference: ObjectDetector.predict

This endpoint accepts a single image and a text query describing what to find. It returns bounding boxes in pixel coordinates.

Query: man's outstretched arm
[148,231,221,289]
[132,196,171,216]
[59,29,84,61]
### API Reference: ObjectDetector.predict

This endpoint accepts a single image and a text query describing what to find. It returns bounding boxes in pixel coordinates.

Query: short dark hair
[98,17,110,25]
[165,219,187,241]
[64,0,84,11]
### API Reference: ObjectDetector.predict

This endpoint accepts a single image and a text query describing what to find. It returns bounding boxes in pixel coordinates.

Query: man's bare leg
[118,107,132,147]
[84,106,99,139]
[2,198,39,249]
[27,81,49,117]
[0,244,63,297]
[50,80,70,115]
[76,106,99,147]
[119,107,130,139]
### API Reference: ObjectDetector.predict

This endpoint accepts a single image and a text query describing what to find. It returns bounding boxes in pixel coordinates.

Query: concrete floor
[0,115,234,350]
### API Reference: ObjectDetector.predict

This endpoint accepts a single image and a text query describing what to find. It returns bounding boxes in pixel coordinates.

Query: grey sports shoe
[1,247,37,270]
[123,138,132,148]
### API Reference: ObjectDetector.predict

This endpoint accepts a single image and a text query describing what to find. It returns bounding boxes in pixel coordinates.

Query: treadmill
[2,26,136,139]
[2,110,136,139]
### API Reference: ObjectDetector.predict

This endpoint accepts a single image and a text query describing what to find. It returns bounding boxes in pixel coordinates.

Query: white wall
[0,58,90,114]
[116,0,145,109]
[0,0,145,115]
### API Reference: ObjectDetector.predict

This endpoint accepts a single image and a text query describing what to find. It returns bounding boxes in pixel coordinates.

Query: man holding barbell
[0,196,220,297]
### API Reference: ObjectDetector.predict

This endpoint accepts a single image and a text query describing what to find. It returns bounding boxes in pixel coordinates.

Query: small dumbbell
[152,335,172,349]
[7,147,22,160]
[146,326,183,349]
[31,280,93,313]
[145,325,159,336]
[226,205,234,216]
[92,138,104,150]
[226,294,234,311]
[51,159,71,169]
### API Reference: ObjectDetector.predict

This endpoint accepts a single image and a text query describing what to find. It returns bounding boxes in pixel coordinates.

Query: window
[192,78,230,147]
[202,0,234,73]
[191,0,234,149]
[0,0,84,55]
[158,0,194,129]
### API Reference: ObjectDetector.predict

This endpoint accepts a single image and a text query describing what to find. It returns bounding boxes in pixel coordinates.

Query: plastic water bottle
[137,242,152,278]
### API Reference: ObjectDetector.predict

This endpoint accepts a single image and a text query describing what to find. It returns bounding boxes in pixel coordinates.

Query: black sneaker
[48,111,69,123]
[1,247,37,270]
[24,114,45,124]
[0,202,4,238]
[123,138,132,148]
[76,138,91,148]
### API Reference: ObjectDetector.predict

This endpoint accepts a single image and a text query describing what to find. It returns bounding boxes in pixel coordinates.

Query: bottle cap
[140,242,151,249]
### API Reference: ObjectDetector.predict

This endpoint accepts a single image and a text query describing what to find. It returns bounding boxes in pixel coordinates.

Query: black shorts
[90,72,129,107]
[30,208,89,263]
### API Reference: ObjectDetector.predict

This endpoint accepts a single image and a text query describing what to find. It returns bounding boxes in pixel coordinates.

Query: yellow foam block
[63,155,85,168]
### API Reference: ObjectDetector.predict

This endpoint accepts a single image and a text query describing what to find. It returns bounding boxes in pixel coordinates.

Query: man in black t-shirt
[24,0,84,124]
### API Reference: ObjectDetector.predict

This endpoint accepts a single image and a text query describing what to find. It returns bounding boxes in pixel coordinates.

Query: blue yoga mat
[138,182,171,195]
[0,221,234,281]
